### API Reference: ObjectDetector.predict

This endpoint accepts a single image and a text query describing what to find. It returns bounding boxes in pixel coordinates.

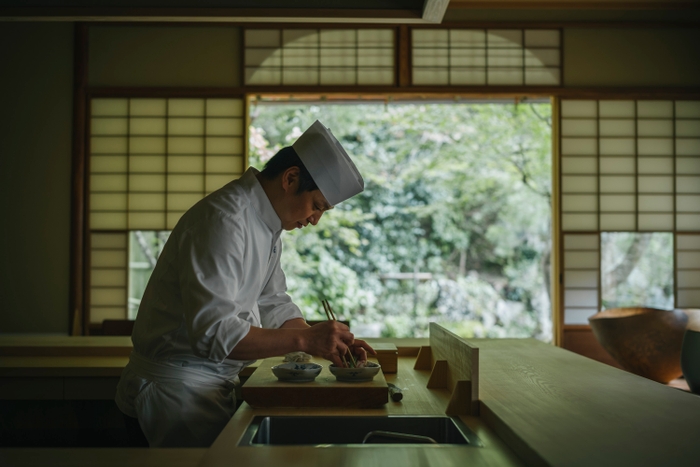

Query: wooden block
[427,360,448,389]
[414,346,433,370]
[241,357,388,409]
[370,342,398,374]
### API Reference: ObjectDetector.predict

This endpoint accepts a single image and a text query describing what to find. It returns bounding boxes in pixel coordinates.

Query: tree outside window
[249,100,553,341]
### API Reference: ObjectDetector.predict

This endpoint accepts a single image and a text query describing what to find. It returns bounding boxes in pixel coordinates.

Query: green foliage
[250,100,552,341]
[128,231,169,319]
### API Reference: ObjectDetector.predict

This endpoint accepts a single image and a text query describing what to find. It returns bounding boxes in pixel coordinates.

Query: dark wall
[564,28,700,87]
[89,25,241,87]
[0,22,74,334]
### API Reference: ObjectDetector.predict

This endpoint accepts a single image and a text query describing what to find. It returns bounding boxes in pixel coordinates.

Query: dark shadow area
[0,400,136,447]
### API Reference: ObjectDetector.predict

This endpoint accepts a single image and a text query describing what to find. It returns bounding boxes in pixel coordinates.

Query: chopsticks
[321,299,357,368]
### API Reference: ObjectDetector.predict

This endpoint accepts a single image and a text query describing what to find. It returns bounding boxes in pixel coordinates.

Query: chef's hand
[349,339,375,367]
[301,321,374,367]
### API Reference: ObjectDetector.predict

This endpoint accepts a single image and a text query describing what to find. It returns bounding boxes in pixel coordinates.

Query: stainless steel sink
[238,415,482,447]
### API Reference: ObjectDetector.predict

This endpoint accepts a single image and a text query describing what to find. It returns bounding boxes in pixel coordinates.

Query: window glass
[128,231,170,319]
[600,232,673,310]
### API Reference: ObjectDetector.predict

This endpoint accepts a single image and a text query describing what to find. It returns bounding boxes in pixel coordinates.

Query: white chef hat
[292,120,364,206]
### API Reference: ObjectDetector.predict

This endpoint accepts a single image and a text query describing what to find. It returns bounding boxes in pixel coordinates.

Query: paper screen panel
[563,234,600,324]
[638,120,673,137]
[245,28,393,86]
[637,101,674,230]
[638,157,673,174]
[319,31,357,85]
[412,28,560,86]
[560,99,700,233]
[599,100,635,118]
[561,100,598,231]
[600,213,635,231]
[677,234,700,308]
[676,173,700,230]
[675,102,700,231]
[525,41,559,82]
[89,99,131,230]
[90,233,128,324]
[599,119,634,137]
[89,97,245,231]
[599,195,634,212]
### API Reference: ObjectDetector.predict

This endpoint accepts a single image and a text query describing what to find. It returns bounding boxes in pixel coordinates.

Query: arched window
[245,29,395,86]
[412,29,561,86]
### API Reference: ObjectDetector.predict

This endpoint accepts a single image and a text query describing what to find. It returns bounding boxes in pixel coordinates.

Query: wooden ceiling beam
[0,7,428,23]
[446,0,700,9]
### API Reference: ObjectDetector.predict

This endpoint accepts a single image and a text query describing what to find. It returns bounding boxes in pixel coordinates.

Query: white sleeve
[177,213,253,363]
[258,238,304,329]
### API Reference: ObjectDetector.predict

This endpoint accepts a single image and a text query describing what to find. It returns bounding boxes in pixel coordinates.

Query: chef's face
[282,189,332,231]
[278,167,333,231]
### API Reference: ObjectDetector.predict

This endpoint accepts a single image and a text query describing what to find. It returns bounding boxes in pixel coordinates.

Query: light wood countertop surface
[474,338,700,467]
[2,335,700,466]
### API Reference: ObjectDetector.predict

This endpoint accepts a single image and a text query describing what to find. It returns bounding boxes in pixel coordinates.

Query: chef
[115,120,373,448]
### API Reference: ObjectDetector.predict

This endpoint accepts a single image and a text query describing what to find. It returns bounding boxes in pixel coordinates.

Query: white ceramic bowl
[271,362,323,382]
[329,361,381,382]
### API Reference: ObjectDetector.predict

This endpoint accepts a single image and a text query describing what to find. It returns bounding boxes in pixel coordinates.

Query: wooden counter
[198,334,700,467]
[2,333,700,467]
[475,338,700,467]
[0,336,133,400]
[0,336,133,357]
[0,351,129,400]
[201,355,524,467]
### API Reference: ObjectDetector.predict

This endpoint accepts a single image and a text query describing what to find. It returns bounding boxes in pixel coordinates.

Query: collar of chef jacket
[239,167,283,234]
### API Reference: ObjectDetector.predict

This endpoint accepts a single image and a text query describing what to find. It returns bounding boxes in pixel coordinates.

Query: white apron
[116,352,239,447]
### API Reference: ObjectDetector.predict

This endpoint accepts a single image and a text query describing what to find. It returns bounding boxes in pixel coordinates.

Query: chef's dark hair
[260,146,319,194]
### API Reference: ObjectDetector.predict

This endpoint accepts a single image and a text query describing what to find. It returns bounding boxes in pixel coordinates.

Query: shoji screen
[563,234,600,325]
[244,28,395,86]
[677,234,700,308]
[560,99,700,324]
[90,233,128,325]
[412,29,560,86]
[89,97,246,324]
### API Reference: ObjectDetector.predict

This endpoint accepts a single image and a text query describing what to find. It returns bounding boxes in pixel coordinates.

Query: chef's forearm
[227,321,359,367]
[280,317,310,329]
[226,326,306,361]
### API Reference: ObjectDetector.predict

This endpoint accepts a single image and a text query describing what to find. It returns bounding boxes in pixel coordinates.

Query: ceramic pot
[588,307,688,383]
[681,329,700,394]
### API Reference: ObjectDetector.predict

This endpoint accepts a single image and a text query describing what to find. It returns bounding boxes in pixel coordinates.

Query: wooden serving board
[241,357,388,408]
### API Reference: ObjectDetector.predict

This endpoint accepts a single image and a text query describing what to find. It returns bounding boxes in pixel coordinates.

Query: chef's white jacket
[115,167,304,447]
